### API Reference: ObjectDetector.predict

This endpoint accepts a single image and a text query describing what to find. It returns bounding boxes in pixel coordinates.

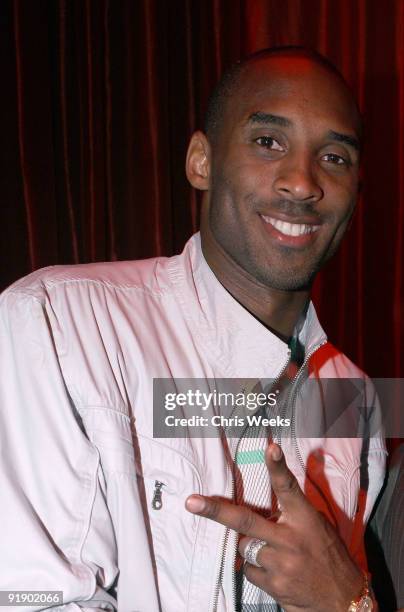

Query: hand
[185,443,364,612]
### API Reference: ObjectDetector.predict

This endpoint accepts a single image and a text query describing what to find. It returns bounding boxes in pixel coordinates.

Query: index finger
[185,494,282,544]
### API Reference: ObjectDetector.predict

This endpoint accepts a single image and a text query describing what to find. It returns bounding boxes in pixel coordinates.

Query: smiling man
[189,48,361,338]
[183,48,384,611]
[0,47,385,612]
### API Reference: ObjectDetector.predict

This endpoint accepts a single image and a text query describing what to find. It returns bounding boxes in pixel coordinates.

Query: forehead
[225,56,361,136]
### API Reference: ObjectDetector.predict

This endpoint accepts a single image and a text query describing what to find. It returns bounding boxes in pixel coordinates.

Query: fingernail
[271,445,282,461]
[186,495,206,513]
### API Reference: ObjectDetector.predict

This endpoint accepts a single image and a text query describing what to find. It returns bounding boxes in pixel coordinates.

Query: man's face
[204,57,361,291]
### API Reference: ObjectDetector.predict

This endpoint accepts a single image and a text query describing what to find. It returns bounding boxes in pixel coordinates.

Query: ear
[185,131,211,191]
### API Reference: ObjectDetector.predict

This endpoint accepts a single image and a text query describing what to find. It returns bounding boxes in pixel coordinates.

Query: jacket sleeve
[0,289,119,611]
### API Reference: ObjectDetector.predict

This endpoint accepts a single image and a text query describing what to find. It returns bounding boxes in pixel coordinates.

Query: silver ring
[243,538,267,568]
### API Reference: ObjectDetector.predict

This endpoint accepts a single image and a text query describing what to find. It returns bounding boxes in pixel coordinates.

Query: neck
[200,217,310,341]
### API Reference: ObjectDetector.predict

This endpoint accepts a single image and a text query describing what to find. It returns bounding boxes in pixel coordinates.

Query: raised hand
[185,443,366,612]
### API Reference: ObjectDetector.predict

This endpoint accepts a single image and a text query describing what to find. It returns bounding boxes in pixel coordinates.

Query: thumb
[266,443,308,513]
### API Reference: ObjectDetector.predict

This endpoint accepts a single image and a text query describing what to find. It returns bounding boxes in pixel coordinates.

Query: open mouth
[260,215,320,237]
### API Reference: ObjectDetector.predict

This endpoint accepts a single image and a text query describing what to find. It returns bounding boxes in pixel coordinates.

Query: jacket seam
[68,445,102,600]
[136,432,204,487]
[8,278,165,299]
[77,407,204,486]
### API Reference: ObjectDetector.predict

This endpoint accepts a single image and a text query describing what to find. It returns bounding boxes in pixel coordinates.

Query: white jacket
[0,233,386,612]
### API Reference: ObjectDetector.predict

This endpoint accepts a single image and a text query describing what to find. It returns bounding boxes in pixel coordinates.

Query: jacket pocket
[79,407,202,612]
[136,435,201,612]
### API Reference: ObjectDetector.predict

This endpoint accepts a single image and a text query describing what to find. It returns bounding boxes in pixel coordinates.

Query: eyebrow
[247,112,360,152]
[326,130,360,151]
[247,111,292,128]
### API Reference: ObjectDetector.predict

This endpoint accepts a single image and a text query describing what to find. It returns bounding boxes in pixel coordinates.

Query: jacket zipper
[211,351,293,612]
[289,340,327,473]
[152,480,165,510]
[211,458,235,612]
[211,339,327,611]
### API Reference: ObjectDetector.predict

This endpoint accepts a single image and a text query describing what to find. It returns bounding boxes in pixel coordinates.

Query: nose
[273,154,323,202]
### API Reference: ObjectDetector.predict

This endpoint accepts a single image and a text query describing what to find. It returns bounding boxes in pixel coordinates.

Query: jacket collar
[168,233,327,380]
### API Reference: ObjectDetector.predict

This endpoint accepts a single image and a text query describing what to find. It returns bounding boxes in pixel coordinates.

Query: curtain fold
[1,0,403,379]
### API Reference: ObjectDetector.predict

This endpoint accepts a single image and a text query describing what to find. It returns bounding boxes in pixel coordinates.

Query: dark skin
[185,55,371,610]
[186,55,361,339]
[187,444,365,612]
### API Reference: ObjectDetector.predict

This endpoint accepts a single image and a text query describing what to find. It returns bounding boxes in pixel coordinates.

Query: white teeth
[261,215,320,237]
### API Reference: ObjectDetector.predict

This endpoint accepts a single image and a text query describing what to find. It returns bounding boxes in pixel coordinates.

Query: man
[0,47,385,612]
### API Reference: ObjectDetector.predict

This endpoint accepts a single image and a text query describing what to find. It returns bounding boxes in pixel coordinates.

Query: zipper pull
[152,480,165,510]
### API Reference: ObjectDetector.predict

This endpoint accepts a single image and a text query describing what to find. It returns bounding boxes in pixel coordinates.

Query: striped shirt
[234,335,304,612]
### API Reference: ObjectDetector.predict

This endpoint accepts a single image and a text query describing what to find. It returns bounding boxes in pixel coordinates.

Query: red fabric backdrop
[1,0,403,380]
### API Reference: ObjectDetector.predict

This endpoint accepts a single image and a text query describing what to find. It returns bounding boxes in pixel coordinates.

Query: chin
[251,260,319,292]
[264,275,314,292]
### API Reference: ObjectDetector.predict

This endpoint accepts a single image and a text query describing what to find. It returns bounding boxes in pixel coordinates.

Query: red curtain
[1,0,403,380]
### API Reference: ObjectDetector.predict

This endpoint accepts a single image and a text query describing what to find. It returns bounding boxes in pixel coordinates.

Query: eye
[255,136,285,151]
[321,153,349,166]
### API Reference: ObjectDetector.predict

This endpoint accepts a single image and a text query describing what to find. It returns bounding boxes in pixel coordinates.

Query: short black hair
[204,46,353,143]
